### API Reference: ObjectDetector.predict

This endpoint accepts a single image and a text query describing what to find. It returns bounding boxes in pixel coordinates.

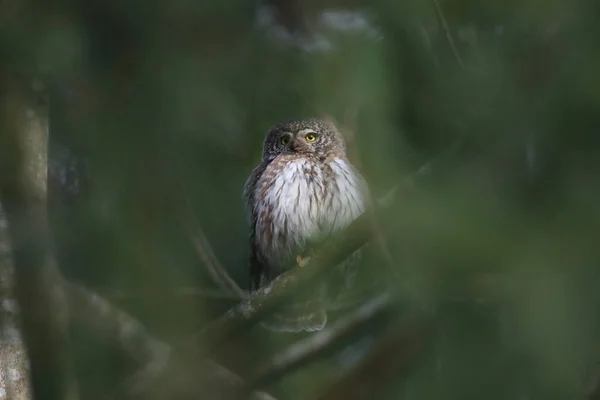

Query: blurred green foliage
[4,0,600,398]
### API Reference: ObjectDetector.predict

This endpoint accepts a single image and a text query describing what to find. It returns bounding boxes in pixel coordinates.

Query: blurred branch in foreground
[0,206,31,399]
[3,2,600,399]
[162,134,465,372]
[86,134,471,398]
[108,356,278,400]
[0,76,78,399]
[66,282,171,373]
[101,287,240,302]
[187,206,376,357]
[70,282,276,400]
[317,314,435,400]
[248,293,394,390]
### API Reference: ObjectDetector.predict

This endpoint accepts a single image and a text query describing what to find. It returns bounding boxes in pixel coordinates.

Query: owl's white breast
[255,156,366,270]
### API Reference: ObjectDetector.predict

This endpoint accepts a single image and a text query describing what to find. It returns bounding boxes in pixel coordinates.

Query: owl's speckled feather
[243,118,367,332]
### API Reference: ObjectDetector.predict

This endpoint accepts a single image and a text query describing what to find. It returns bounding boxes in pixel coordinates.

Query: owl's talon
[296,255,310,267]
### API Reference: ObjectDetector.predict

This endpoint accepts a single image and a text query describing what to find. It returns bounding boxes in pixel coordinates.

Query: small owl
[243,118,367,332]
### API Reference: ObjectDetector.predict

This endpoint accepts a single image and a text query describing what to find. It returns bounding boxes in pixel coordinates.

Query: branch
[179,159,248,299]
[316,314,435,400]
[110,356,278,400]
[206,359,278,400]
[185,136,467,356]
[432,0,465,70]
[189,230,248,298]
[65,281,278,400]
[0,205,32,400]
[65,282,171,398]
[66,282,171,367]
[185,207,377,357]
[0,76,79,399]
[101,286,240,302]
[248,293,393,389]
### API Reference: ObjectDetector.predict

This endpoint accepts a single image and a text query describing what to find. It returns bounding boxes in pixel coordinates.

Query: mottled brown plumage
[243,118,366,332]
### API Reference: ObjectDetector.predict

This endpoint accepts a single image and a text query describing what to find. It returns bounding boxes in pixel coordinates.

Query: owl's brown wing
[243,161,268,292]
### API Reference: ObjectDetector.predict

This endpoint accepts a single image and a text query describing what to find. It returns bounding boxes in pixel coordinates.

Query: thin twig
[418,19,441,69]
[432,0,465,70]
[178,159,248,299]
[189,230,248,298]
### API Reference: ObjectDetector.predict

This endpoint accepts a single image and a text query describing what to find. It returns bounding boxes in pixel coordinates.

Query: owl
[243,118,367,332]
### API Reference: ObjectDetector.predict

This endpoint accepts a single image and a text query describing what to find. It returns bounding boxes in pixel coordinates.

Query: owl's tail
[259,300,327,333]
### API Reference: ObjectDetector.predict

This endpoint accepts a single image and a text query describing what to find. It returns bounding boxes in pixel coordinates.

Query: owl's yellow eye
[281,136,290,145]
[305,133,316,142]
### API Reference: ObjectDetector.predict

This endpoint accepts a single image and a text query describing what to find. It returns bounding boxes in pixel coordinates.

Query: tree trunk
[0,205,31,400]
[0,75,78,400]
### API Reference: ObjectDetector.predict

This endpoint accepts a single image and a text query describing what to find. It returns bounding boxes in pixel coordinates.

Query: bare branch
[0,206,31,400]
[62,129,469,399]
[185,137,466,356]
[432,0,465,69]
[109,356,278,400]
[316,314,435,400]
[0,342,32,400]
[248,293,393,389]
[68,282,277,400]
[66,282,171,367]
[101,286,240,301]
[185,207,377,357]
[189,230,248,298]
[68,282,172,398]
[179,159,248,299]
[206,359,278,400]
[0,76,79,400]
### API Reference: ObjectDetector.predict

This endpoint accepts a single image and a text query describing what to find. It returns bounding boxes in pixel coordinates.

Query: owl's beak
[292,136,308,152]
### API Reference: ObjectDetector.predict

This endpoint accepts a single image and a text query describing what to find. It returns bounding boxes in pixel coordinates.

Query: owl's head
[261,118,346,161]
